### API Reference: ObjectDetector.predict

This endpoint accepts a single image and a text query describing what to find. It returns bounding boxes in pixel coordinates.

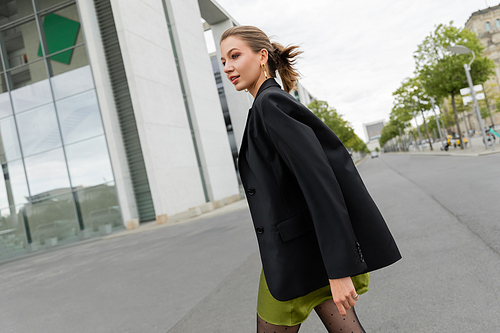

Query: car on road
[370,151,379,158]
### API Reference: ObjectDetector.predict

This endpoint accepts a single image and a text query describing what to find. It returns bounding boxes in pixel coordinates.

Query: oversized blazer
[237,78,401,302]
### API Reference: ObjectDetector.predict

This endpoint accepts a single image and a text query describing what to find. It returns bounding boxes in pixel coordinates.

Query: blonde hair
[220,25,302,93]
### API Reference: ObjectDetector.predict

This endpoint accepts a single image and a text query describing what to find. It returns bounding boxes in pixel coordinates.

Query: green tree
[308,100,369,153]
[394,76,435,149]
[414,22,495,149]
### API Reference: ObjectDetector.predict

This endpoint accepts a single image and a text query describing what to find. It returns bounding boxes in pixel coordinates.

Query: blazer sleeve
[257,91,367,279]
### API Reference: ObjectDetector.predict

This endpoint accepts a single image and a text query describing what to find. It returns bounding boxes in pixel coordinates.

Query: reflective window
[16,104,62,156]
[24,148,70,198]
[8,60,49,91]
[485,22,491,31]
[0,19,40,70]
[0,1,34,25]
[66,135,113,188]
[10,72,51,111]
[50,43,89,79]
[0,205,28,258]
[496,19,500,28]
[0,0,119,259]
[0,56,8,96]
[39,5,87,76]
[51,65,93,100]
[76,183,121,235]
[35,0,70,11]
[0,159,29,207]
[0,90,12,118]
[25,192,79,248]
[0,116,22,162]
[57,89,103,144]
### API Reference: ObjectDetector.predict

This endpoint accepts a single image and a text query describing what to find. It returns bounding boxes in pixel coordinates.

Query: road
[1,153,499,332]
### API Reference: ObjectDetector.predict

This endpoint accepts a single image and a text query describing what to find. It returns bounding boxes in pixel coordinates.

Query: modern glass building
[0,0,121,259]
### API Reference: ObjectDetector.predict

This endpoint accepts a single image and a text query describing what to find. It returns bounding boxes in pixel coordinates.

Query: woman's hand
[329,276,359,316]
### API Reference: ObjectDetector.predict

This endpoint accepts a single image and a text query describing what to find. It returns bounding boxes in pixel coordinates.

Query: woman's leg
[257,314,301,333]
[313,299,366,333]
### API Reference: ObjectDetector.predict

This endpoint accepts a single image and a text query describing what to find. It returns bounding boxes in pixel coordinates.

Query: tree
[393,76,435,150]
[414,22,495,149]
[308,100,369,153]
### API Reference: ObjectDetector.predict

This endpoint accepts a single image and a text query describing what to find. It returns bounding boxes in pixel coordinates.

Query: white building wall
[107,0,206,219]
[165,0,239,201]
[76,0,138,225]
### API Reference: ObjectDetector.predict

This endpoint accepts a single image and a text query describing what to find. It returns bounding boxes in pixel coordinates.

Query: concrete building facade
[465,5,500,98]
[363,120,384,151]
[0,0,317,261]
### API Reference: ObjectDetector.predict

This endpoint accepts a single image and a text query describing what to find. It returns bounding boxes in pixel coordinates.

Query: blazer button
[247,188,255,196]
[255,226,264,234]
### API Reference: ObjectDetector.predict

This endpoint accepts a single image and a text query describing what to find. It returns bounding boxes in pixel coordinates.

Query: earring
[261,64,268,79]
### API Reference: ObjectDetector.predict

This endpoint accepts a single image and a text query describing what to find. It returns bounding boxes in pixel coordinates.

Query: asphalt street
[1,153,499,332]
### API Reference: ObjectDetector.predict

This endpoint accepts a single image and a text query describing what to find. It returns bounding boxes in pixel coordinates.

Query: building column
[77,0,138,227]
[163,0,239,202]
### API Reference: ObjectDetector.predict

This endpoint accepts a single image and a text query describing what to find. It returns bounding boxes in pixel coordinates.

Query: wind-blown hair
[220,25,302,93]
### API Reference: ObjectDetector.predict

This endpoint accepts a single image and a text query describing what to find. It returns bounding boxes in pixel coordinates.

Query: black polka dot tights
[256,299,366,333]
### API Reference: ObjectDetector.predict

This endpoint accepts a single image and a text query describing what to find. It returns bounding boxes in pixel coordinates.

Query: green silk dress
[256,270,369,326]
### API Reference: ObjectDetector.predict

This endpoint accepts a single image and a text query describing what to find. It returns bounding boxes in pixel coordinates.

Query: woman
[220,26,401,333]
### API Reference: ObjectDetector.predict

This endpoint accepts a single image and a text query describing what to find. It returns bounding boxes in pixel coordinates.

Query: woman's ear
[260,48,269,64]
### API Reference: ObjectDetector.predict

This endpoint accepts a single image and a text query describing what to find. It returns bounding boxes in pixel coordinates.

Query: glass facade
[0,0,122,260]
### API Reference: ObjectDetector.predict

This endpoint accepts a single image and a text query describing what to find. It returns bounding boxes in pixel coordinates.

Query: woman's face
[220,36,266,95]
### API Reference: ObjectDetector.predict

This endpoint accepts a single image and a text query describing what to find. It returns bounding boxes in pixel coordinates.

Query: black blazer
[237,78,401,301]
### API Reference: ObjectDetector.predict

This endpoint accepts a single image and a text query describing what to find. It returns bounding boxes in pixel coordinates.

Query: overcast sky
[205,0,492,141]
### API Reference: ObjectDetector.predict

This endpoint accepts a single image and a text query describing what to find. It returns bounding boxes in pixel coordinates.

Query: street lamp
[446,45,489,149]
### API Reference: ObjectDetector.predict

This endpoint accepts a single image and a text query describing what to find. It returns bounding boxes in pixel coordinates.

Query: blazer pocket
[276,210,315,242]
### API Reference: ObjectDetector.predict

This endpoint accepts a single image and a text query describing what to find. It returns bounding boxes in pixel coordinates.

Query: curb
[385,149,500,157]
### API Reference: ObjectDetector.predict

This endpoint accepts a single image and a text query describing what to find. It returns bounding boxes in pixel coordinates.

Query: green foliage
[308,100,369,153]
[480,106,489,119]
[414,22,495,99]
[379,76,432,146]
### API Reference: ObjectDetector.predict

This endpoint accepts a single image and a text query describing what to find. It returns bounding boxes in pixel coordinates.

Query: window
[496,19,500,28]
[485,21,491,31]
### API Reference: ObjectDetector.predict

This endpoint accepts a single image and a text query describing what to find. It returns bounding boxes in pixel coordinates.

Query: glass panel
[0,159,29,208]
[496,19,500,28]
[0,205,28,259]
[51,65,93,100]
[0,90,12,119]
[57,90,103,145]
[485,22,491,31]
[40,5,84,66]
[66,135,113,188]
[24,148,70,198]
[76,182,122,236]
[9,63,50,107]
[35,0,71,11]
[49,43,88,78]
[17,103,62,156]
[0,116,22,162]
[0,19,40,69]
[0,1,34,27]
[0,55,8,97]
[25,192,79,248]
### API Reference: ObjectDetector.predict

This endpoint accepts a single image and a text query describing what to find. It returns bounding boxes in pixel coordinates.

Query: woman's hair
[220,25,302,93]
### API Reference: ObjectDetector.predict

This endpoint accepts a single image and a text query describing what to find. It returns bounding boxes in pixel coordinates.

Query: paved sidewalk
[391,134,500,157]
